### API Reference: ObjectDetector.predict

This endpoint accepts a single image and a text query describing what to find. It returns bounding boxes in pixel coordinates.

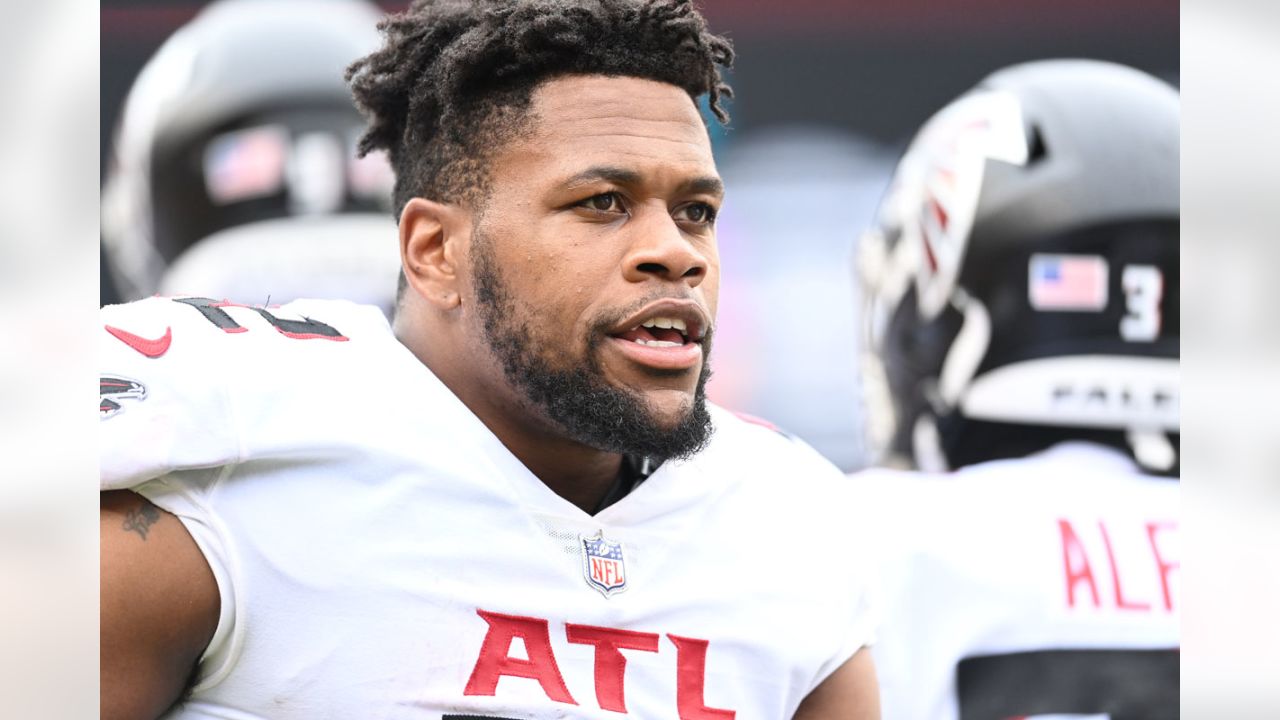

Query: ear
[399,197,469,310]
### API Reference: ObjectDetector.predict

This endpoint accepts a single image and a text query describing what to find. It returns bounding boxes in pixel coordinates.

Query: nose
[621,205,711,288]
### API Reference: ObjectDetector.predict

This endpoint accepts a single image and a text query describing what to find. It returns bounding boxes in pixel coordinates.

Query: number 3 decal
[1120,265,1163,342]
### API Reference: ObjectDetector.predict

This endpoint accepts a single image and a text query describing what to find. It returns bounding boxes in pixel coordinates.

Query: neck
[494,427,624,513]
[395,311,622,514]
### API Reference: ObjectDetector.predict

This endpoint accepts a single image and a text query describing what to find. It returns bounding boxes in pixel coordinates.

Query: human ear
[399,197,467,310]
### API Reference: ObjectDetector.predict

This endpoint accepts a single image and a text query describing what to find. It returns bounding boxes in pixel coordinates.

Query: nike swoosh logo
[105,324,172,358]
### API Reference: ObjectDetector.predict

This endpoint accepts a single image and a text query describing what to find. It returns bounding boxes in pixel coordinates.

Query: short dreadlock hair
[346,0,734,218]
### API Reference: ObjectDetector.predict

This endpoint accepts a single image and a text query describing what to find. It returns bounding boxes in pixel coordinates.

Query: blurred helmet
[101,0,400,310]
[856,59,1179,473]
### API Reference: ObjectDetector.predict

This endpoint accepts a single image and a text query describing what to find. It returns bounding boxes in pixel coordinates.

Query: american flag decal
[1028,254,1109,312]
[581,531,627,597]
[203,125,288,205]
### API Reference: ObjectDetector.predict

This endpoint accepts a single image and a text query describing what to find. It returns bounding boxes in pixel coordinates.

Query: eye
[579,192,625,214]
[676,202,718,225]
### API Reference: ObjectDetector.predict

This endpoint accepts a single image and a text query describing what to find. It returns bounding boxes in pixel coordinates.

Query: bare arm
[101,490,220,720]
[793,647,880,720]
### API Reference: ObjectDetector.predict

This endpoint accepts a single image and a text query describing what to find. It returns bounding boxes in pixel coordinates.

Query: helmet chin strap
[937,289,992,408]
[859,350,898,464]
[905,289,989,474]
[912,414,950,473]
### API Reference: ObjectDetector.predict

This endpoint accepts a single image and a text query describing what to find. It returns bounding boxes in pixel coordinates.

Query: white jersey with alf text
[851,445,1179,720]
[100,296,877,720]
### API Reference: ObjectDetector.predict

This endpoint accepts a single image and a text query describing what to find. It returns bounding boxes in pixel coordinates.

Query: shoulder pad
[99,297,388,490]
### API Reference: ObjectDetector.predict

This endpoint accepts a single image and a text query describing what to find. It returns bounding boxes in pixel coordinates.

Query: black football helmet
[101,0,399,308]
[857,59,1179,473]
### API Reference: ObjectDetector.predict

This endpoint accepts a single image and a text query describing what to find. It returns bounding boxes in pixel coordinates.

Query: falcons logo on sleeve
[100,376,147,419]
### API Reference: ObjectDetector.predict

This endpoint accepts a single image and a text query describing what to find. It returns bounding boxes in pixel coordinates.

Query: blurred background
[100,0,1178,471]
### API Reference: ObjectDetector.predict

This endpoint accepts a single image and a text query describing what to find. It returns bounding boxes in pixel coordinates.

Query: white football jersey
[850,444,1179,720]
[100,296,877,720]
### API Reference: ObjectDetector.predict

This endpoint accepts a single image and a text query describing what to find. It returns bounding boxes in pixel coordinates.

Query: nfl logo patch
[581,531,627,597]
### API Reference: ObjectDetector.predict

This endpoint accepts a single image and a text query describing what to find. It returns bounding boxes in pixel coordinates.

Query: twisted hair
[346,0,734,216]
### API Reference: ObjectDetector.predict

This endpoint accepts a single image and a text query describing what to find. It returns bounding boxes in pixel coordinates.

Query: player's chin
[634,387,700,429]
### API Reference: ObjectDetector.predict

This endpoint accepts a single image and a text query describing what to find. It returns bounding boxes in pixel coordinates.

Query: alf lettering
[1059,518,1178,612]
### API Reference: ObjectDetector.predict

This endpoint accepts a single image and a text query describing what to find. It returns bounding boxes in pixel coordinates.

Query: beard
[470,233,714,462]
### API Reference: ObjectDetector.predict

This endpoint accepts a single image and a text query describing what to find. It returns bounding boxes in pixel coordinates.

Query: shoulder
[704,404,844,483]
[100,296,394,417]
[100,296,394,389]
[949,443,1177,500]
[699,408,880,668]
[697,405,858,536]
[102,296,390,355]
[99,298,397,490]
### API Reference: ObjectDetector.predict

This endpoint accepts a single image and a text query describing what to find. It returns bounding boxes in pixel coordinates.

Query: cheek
[508,255,600,342]
[503,220,595,285]
[481,211,628,341]
[703,254,722,314]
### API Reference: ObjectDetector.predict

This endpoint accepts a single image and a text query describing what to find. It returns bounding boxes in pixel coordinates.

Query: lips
[609,300,708,343]
[605,300,709,372]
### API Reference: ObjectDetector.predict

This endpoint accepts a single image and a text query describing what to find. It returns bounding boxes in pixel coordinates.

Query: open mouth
[612,316,693,348]
[605,303,708,372]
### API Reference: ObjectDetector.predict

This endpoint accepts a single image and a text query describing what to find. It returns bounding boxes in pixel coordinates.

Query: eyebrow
[561,165,725,198]
[678,175,725,198]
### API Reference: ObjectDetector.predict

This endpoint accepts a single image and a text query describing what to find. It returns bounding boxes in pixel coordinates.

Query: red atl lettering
[464,611,737,716]
[1098,521,1151,612]
[1059,519,1100,609]
[464,610,577,705]
[1146,520,1179,612]
[565,623,660,713]
[669,634,737,719]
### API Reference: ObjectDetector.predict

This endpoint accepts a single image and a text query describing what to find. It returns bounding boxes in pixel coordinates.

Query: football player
[852,59,1179,720]
[101,0,401,313]
[99,1,880,719]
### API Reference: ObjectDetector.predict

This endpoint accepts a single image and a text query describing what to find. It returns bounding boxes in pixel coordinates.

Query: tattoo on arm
[122,503,161,540]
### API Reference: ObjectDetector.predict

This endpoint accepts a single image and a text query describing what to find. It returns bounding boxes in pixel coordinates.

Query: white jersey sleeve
[100,296,396,692]
[783,433,880,684]
[100,297,241,490]
[99,296,391,490]
[776,433,879,689]
[700,409,881,692]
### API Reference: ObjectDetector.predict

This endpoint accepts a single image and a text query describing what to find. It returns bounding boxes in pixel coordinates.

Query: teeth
[633,339,682,348]
[640,317,688,332]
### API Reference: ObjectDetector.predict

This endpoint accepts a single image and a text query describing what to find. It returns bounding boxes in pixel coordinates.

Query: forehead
[502,75,716,180]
